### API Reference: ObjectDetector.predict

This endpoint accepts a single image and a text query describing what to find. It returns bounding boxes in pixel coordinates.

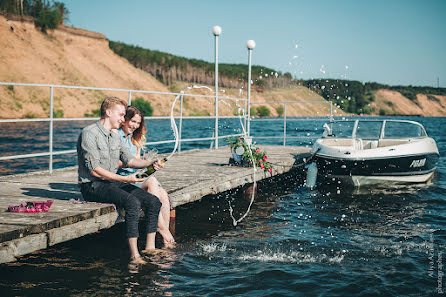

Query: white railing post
[179,94,183,152]
[128,90,132,105]
[283,103,287,146]
[49,86,54,173]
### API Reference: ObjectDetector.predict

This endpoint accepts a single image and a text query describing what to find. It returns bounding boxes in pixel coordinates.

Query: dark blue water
[0,117,445,296]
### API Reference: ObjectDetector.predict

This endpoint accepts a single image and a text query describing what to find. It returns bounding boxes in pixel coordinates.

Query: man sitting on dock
[76,96,163,265]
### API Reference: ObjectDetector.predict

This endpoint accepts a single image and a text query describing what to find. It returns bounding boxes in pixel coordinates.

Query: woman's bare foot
[158,228,175,245]
[163,241,176,249]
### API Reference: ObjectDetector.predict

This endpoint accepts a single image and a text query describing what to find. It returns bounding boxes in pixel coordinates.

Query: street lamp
[246,40,255,137]
[213,25,222,149]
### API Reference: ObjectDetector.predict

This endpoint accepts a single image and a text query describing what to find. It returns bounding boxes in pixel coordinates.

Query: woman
[117,106,175,248]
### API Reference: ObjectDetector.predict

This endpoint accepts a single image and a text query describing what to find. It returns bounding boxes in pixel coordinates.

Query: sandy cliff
[0,15,170,118]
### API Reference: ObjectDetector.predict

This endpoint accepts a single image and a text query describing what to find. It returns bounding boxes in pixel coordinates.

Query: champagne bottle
[137,157,168,178]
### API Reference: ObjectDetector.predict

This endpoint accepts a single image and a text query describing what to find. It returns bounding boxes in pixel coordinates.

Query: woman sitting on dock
[117,106,175,247]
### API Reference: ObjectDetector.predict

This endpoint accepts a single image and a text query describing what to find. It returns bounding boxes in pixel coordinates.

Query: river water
[0,117,445,296]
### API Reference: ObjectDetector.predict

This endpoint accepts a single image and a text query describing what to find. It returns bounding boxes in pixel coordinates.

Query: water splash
[167,85,212,160]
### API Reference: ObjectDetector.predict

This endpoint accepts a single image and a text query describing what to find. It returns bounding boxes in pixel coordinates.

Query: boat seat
[363,140,379,149]
[354,138,363,150]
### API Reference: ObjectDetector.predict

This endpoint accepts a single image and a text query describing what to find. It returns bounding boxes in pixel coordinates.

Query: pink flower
[259,160,262,163]
[248,161,252,164]
[260,163,264,169]
[255,149,260,153]
[36,208,43,213]
[267,168,272,172]
[263,155,268,161]
[43,206,49,212]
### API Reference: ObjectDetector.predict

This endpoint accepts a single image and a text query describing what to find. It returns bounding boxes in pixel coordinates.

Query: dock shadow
[21,183,81,201]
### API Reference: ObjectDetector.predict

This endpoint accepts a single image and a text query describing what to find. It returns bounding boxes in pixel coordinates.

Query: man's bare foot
[129,255,147,265]
[141,248,165,255]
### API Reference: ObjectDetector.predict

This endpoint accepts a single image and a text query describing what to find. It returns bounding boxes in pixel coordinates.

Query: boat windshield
[326,120,427,139]
[355,121,382,139]
[328,121,355,138]
[383,121,426,138]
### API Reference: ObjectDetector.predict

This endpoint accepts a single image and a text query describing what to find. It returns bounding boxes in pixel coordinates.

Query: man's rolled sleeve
[81,130,101,171]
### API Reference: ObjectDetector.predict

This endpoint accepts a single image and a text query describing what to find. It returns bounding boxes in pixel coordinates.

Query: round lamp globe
[246,40,256,50]
[212,26,222,36]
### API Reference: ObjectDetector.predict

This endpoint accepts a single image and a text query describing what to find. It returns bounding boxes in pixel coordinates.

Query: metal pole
[214,32,219,149]
[283,103,287,146]
[179,94,183,152]
[246,40,255,137]
[247,48,252,137]
[49,86,54,173]
[128,90,132,105]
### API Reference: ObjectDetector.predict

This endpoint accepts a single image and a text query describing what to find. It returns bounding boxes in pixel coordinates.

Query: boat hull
[314,153,439,185]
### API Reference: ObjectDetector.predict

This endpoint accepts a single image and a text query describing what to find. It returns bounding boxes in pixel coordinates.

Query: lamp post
[212,25,221,149]
[246,40,255,137]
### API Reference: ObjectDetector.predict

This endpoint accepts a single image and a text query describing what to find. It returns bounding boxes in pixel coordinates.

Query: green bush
[256,105,271,117]
[84,109,101,117]
[53,109,64,118]
[275,105,284,117]
[35,8,62,33]
[25,112,37,119]
[250,106,257,116]
[131,97,153,116]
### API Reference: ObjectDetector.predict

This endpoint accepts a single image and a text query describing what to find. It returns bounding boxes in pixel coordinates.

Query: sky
[59,0,446,87]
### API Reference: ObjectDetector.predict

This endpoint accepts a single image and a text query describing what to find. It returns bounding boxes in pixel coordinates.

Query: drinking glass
[143,148,158,161]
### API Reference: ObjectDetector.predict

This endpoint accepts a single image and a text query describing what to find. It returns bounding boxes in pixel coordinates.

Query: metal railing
[0,82,333,173]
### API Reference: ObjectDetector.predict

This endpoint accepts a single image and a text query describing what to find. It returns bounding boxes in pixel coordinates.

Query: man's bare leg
[128,237,146,264]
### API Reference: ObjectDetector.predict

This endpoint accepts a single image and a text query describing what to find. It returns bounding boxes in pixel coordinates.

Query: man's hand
[153,159,165,171]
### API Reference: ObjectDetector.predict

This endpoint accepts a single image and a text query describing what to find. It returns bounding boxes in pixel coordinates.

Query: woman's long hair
[124,106,147,149]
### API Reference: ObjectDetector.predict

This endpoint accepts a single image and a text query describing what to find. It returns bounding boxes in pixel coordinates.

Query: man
[77,96,163,264]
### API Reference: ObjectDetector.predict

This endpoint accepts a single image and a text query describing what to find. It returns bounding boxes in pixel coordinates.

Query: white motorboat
[308,119,440,187]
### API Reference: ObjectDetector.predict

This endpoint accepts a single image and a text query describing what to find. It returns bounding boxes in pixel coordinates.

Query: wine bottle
[137,157,168,178]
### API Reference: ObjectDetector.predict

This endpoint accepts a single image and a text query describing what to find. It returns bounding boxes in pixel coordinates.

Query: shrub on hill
[131,97,153,116]
[256,105,271,117]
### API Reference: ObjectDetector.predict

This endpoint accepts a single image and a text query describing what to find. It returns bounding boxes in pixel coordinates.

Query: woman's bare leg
[143,177,175,245]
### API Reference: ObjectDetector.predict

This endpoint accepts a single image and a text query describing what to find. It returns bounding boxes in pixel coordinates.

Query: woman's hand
[126,172,146,184]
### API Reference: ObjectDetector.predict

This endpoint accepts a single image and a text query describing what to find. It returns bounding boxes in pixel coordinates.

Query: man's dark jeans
[80,180,161,238]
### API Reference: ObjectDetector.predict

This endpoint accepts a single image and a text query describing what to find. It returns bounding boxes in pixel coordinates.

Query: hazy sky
[60,0,446,87]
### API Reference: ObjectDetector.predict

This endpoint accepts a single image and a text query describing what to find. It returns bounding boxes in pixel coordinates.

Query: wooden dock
[0,145,310,263]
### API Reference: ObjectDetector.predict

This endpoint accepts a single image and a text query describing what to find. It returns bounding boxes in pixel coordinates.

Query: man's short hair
[100,97,128,118]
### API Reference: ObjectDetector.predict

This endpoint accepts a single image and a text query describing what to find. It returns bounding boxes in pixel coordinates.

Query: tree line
[109,41,293,90]
[303,79,446,114]
[0,0,68,32]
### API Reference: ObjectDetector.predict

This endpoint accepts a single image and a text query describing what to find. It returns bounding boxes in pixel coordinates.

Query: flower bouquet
[225,137,272,172]
[8,200,53,213]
